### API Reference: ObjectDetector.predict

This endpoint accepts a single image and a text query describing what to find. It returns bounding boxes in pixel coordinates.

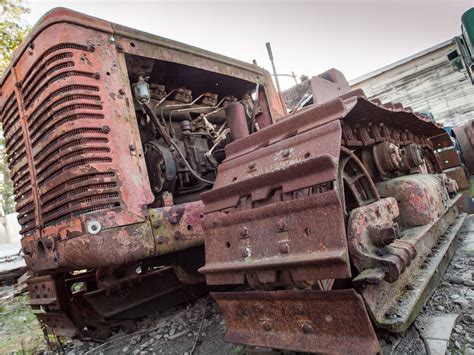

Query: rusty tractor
[0,8,471,353]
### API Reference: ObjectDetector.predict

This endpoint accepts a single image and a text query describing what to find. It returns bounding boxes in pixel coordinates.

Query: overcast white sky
[23,0,472,89]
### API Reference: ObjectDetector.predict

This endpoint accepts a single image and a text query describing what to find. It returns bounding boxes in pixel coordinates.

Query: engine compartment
[126,55,271,206]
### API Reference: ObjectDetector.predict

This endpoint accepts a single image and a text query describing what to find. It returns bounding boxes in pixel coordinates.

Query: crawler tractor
[0,8,470,353]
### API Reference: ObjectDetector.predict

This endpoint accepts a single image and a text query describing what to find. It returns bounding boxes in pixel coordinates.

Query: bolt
[293,304,304,314]
[102,125,111,133]
[174,231,183,240]
[262,321,272,331]
[119,88,125,95]
[279,243,289,254]
[276,219,286,231]
[301,323,314,333]
[282,148,290,157]
[239,226,248,237]
[168,215,179,225]
[384,312,397,319]
[248,162,256,170]
[44,239,53,250]
[240,248,249,258]
[129,143,136,151]
[87,43,96,52]
[116,43,124,51]
[93,72,100,80]
[109,36,116,43]
[157,235,165,244]
[369,224,397,247]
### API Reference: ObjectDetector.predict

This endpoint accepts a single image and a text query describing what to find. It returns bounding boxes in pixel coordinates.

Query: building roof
[349,39,454,86]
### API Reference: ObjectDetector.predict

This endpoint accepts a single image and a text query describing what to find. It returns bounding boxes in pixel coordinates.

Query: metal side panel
[212,289,380,354]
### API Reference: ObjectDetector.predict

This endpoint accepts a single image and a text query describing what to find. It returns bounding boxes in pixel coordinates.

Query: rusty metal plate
[444,166,470,190]
[149,201,204,255]
[201,188,349,286]
[212,289,379,354]
[436,147,463,170]
[27,275,60,310]
[430,132,453,149]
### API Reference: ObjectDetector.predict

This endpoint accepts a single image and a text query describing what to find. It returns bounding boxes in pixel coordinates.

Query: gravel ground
[66,297,237,355]
[423,215,474,354]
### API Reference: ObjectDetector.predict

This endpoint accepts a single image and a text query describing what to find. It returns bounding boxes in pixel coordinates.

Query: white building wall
[351,41,474,127]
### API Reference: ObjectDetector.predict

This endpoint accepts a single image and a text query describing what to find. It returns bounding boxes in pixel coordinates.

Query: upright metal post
[266,42,282,94]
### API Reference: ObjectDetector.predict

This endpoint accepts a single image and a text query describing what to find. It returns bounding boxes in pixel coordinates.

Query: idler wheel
[372,141,402,175]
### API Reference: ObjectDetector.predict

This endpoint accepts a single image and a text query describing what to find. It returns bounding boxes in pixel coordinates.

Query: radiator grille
[1,41,123,234]
[0,93,37,234]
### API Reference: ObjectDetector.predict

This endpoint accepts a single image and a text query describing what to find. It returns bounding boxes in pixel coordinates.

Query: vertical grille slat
[0,93,36,235]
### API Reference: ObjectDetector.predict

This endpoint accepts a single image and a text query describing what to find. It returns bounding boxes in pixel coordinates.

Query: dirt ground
[0,216,473,354]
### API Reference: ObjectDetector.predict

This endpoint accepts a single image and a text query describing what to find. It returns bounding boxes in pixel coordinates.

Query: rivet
[116,43,124,51]
[157,235,165,244]
[119,88,125,95]
[129,143,136,151]
[282,148,290,157]
[240,248,250,258]
[248,162,256,170]
[239,226,248,237]
[279,243,289,254]
[301,323,314,333]
[276,219,286,231]
[293,304,304,314]
[262,321,272,331]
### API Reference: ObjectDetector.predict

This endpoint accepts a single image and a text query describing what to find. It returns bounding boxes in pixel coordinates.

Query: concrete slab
[426,339,449,355]
[0,242,21,258]
[0,242,25,273]
[416,314,458,341]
